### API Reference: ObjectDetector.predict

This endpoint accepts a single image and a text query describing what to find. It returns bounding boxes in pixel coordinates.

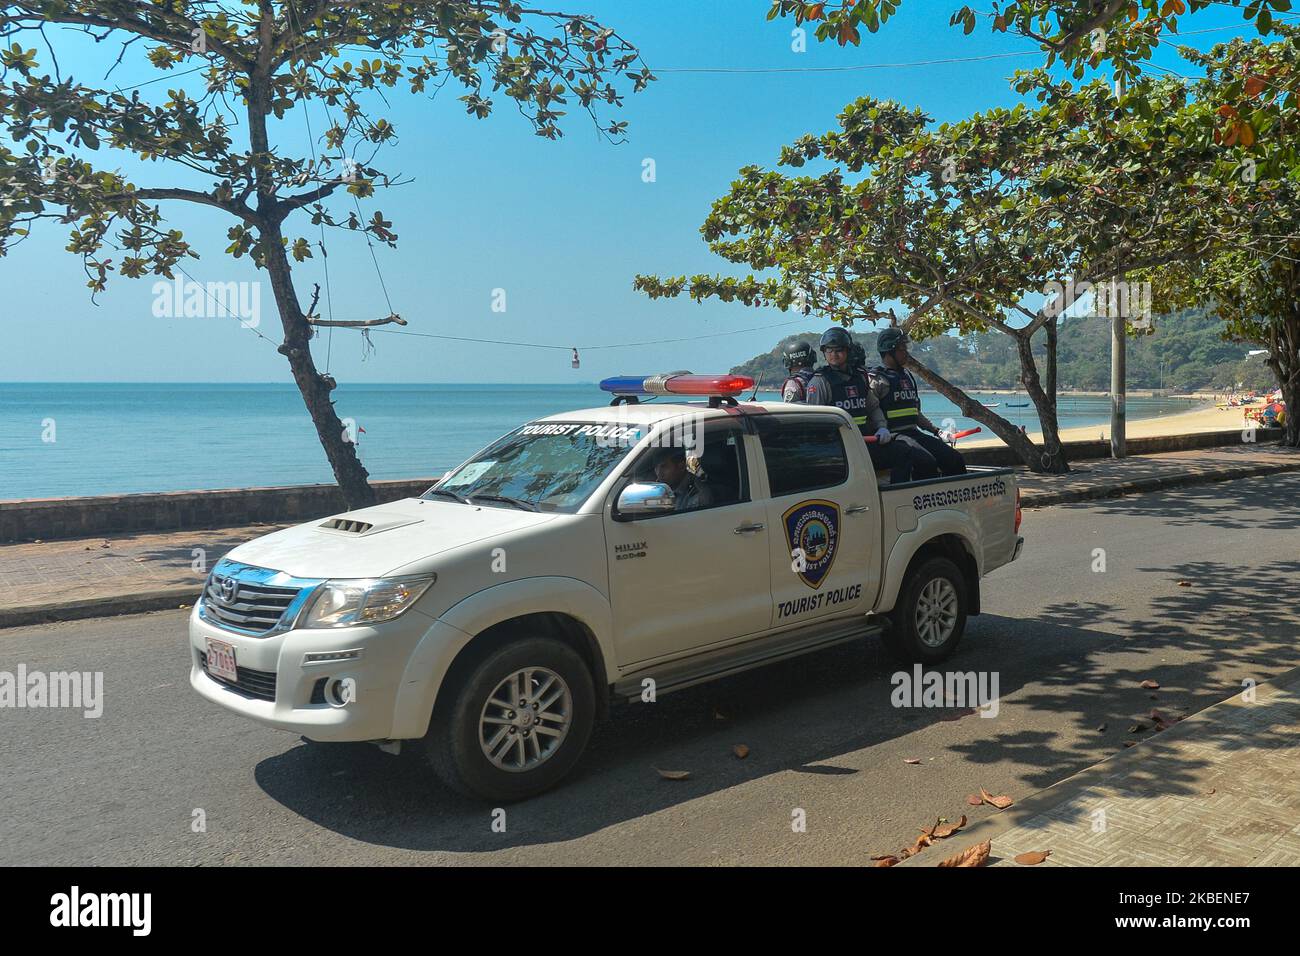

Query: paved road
[3,474,1298,866]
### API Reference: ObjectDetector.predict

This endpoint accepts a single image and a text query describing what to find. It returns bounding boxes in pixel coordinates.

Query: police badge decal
[783,499,840,589]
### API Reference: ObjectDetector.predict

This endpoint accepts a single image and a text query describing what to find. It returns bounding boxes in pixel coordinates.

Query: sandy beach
[964,402,1252,448]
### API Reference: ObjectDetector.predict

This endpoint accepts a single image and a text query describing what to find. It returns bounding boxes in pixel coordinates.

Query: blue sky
[0,0,1273,383]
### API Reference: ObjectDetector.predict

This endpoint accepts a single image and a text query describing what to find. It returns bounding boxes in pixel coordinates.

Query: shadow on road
[253,543,1300,852]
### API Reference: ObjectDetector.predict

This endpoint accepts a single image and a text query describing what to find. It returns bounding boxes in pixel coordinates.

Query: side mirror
[616,482,676,518]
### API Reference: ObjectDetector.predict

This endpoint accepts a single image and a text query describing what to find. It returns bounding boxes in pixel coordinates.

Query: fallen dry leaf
[966,793,983,807]
[655,768,691,781]
[1206,788,1216,796]
[1123,741,1137,748]
[1096,723,1107,732]
[980,788,1013,810]
[1140,679,1160,689]
[938,839,991,868]
[933,815,968,839]
[1177,580,1192,587]
[732,744,749,759]
[873,857,900,867]
[904,757,922,765]
[1128,722,1146,733]
[1015,850,1052,865]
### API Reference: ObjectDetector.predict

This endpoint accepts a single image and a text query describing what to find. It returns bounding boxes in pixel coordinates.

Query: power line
[347,316,812,352]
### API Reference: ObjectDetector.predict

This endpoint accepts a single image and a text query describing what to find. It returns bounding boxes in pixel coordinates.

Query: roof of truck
[532,400,844,426]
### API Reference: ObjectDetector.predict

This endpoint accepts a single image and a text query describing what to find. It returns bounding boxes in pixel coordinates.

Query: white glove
[874,427,892,444]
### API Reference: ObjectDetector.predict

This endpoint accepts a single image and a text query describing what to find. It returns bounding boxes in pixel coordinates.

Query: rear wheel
[420,637,596,802]
[883,555,968,664]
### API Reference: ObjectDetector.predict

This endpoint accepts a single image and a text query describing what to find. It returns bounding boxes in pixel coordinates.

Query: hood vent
[315,511,423,537]
[320,518,374,534]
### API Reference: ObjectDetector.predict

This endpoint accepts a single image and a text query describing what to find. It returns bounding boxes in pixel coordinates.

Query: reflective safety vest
[808,366,873,435]
[874,365,922,431]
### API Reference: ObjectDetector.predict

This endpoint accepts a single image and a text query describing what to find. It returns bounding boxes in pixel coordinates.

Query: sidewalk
[1,442,1297,628]
[901,665,1300,866]
[1014,441,1300,507]
[0,523,288,627]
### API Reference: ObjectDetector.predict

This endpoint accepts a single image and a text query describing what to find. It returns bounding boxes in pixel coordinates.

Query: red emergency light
[599,374,755,397]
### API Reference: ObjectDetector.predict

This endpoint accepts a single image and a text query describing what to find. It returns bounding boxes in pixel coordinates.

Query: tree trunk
[261,221,378,510]
[904,357,1049,469]
[1268,307,1300,448]
[1015,331,1070,473]
[245,24,376,511]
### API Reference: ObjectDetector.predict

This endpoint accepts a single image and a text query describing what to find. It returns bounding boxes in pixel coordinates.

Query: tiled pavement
[903,668,1300,866]
[1014,442,1300,507]
[0,524,288,613]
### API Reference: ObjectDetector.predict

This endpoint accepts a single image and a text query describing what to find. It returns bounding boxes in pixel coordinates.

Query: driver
[653,447,714,512]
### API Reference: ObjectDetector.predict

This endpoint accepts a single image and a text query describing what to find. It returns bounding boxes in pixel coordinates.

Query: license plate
[206,638,238,683]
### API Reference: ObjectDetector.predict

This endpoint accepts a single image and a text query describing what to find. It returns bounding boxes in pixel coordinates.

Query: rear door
[604,418,772,665]
[752,414,880,629]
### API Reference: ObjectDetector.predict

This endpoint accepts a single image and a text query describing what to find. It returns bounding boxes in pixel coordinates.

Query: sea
[0,383,1200,500]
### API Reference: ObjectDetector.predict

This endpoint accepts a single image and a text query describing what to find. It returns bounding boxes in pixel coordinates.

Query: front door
[605,419,772,665]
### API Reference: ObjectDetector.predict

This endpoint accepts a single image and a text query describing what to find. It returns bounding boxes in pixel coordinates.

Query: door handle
[847,504,870,514]
[733,522,765,534]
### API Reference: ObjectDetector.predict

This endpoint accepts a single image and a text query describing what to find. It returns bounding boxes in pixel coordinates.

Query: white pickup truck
[190,379,1023,801]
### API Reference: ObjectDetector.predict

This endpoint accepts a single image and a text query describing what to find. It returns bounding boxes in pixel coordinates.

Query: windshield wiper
[426,487,471,504]
[468,493,540,512]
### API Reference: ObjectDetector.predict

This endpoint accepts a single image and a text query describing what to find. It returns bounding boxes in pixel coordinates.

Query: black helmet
[782,339,815,370]
[877,327,909,354]
[819,327,852,352]
[848,342,867,370]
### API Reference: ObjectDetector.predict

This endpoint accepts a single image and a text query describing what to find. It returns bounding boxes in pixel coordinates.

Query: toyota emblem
[218,576,237,603]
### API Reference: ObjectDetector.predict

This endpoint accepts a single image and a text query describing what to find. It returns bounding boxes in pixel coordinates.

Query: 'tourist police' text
[777,583,863,619]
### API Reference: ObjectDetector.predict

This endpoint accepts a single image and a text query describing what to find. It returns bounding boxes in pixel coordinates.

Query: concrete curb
[1019,458,1300,508]
[897,662,1300,867]
[3,460,1298,630]
[0,586,199,630]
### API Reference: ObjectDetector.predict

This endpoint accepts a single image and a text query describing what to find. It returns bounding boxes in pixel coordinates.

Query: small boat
[982,403,1000,408]
[1006,401,1029,407]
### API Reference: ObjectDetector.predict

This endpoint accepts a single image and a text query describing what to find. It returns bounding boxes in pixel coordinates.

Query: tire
[420,637,596,802]
[883,555,968,664]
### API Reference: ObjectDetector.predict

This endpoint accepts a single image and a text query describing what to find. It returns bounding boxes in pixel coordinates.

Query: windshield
[425,421,645,513]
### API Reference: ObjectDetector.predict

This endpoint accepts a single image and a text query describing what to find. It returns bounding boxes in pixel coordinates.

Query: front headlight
[300,574,436,628]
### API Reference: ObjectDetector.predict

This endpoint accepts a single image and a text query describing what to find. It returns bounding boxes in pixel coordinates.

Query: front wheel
[883,556,968,664]
[419,637,596,802]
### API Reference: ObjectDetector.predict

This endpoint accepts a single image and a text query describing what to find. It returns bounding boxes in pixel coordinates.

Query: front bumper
[188,604,433,742]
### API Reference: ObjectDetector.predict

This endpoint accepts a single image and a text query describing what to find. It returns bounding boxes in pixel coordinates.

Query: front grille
[202,576,300,634]
[199,651,277,702]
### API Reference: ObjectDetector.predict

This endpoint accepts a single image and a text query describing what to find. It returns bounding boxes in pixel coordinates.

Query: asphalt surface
[3,474,1298,866]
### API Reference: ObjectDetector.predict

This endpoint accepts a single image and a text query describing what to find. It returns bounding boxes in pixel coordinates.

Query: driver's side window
[622,422,749,518]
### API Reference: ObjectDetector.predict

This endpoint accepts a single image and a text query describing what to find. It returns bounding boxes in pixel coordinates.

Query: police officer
[867,327,966,480]
[804,327,913,479]
[780,340,816,403]
[653,447,714,512]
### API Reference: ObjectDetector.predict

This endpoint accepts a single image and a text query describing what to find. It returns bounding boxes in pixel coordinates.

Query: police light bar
[599,374,755,397]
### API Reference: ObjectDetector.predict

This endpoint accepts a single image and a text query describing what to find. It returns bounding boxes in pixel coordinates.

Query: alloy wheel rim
[915,578,958,648]
[478,667,573,772]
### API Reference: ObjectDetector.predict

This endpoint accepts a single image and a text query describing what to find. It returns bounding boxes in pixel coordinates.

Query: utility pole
[1110,73,1127,458]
